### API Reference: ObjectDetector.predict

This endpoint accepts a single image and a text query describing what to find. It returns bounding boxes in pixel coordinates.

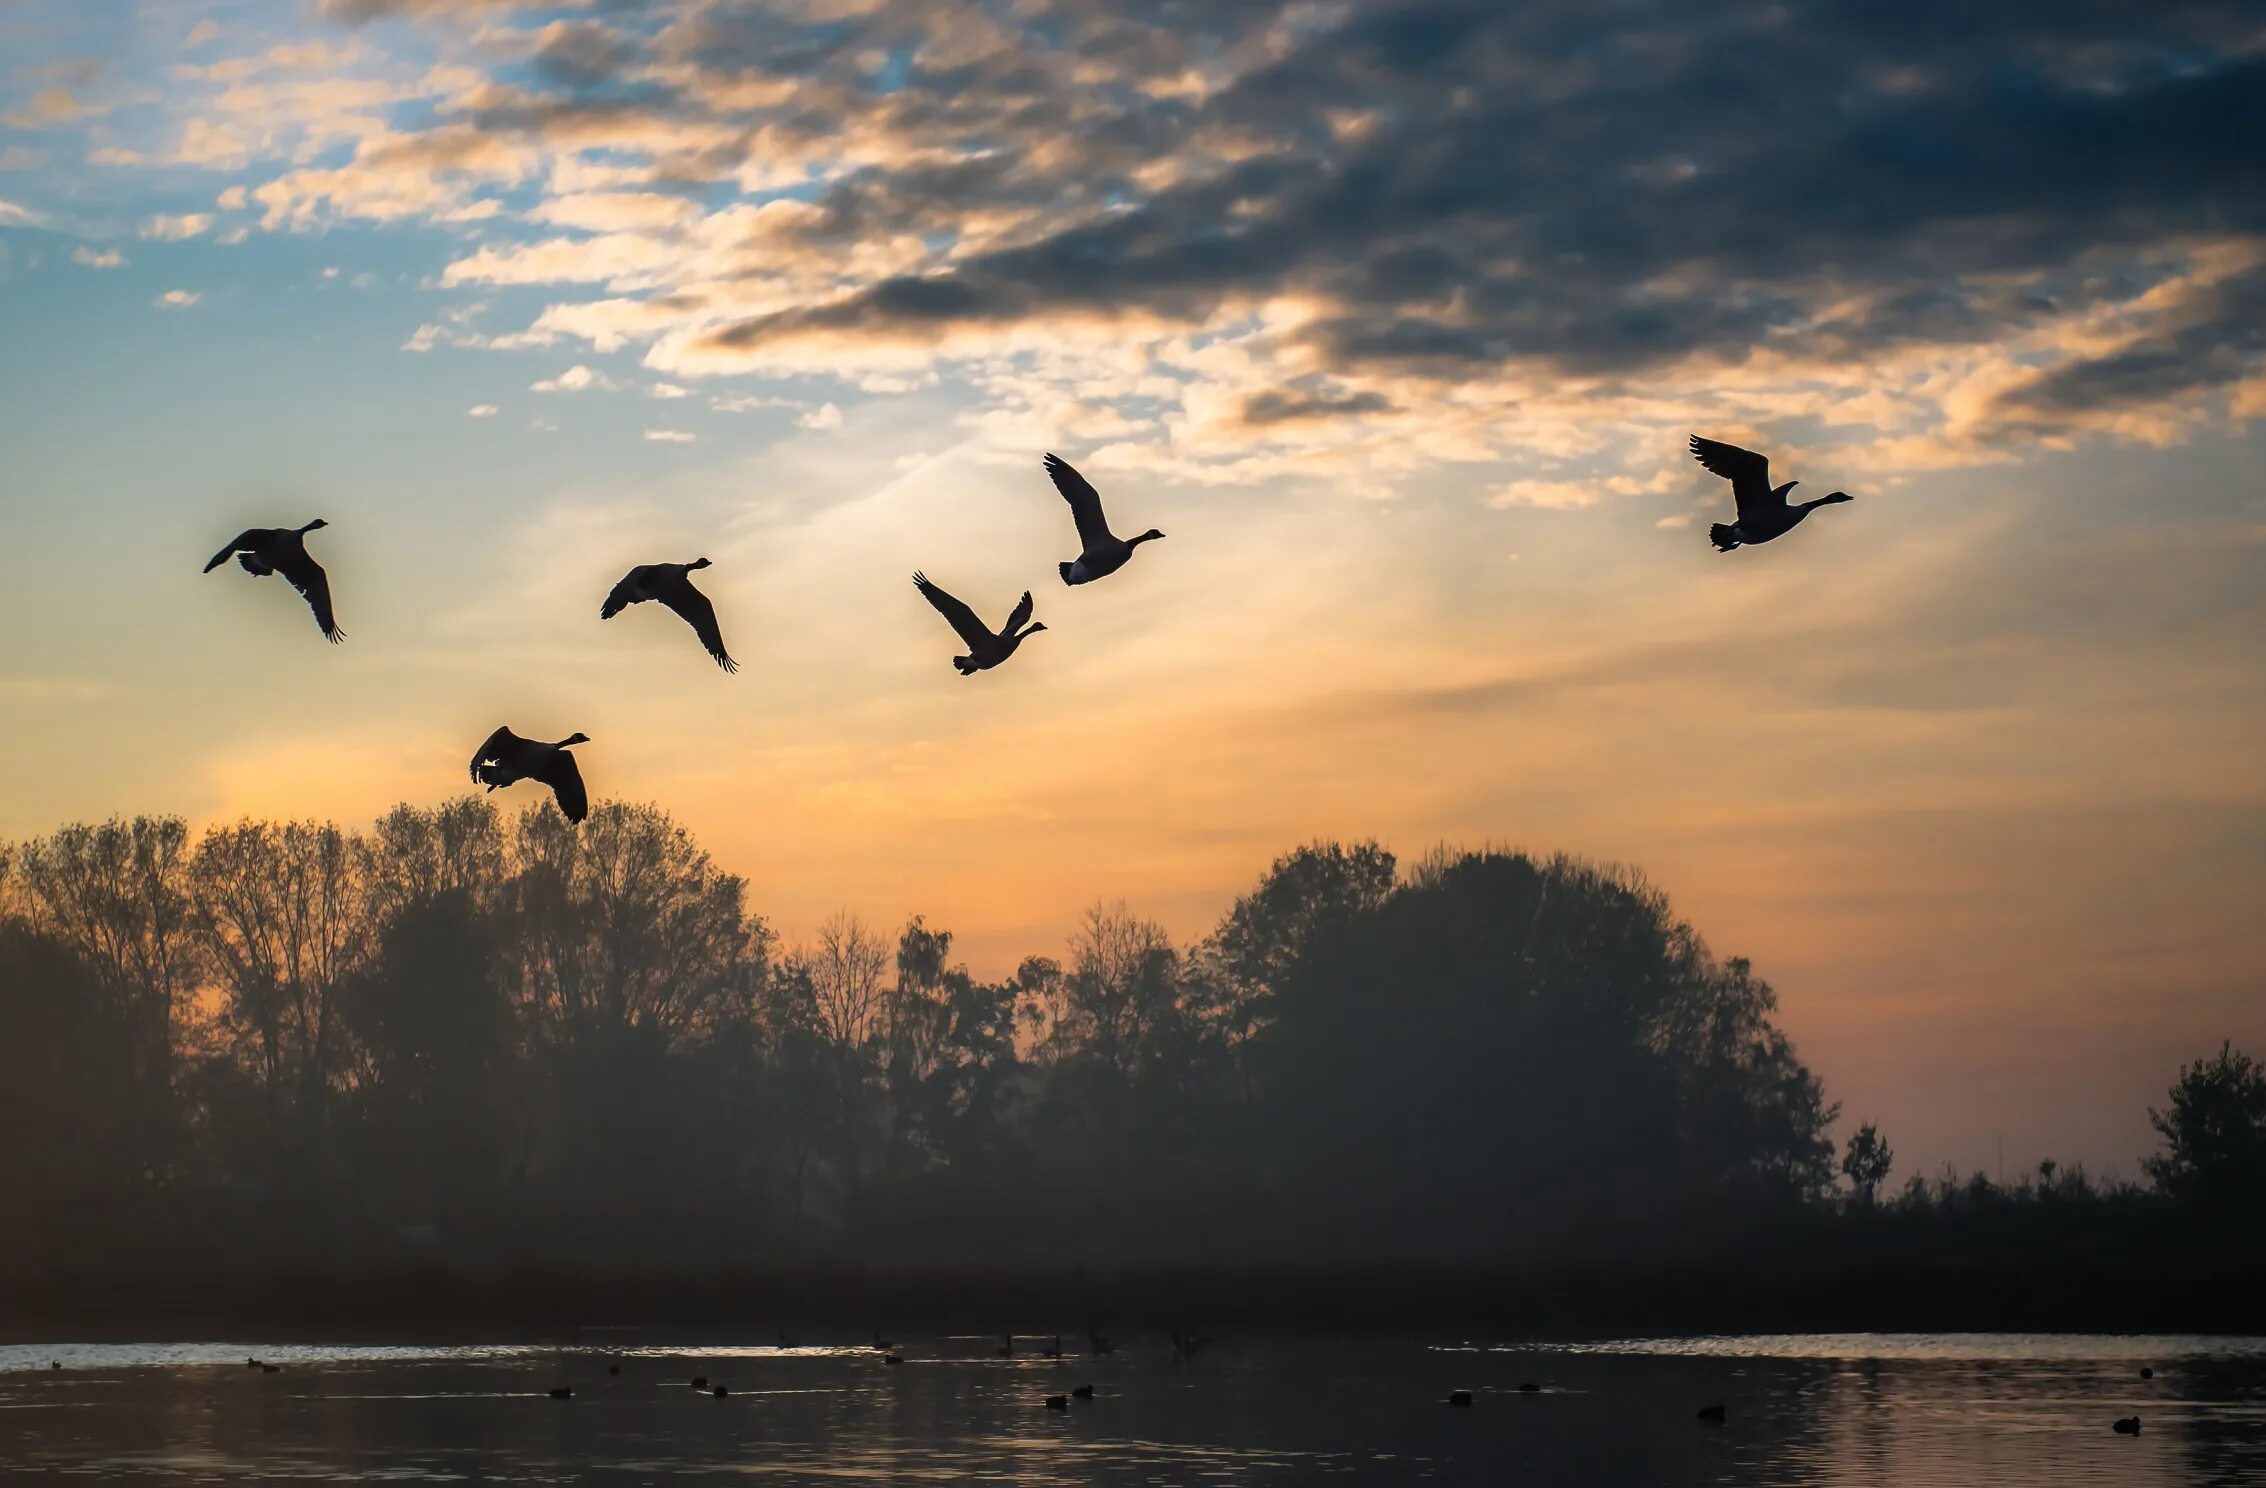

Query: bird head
[1821,491,1853,505]
[560,732,591,746]
[301,518,331,532]
[1138,528,1166,543]
[1021,622,1048,639]
[687,557,713,569]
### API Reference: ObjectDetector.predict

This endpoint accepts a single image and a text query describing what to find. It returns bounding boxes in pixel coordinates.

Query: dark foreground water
[3,1332,2262,1484]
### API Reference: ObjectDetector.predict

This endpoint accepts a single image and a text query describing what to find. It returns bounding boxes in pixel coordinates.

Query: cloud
[648,381,688,398]
[797,401,844,430]
[155,289,201,308]
[187,20,222,47]
[0,147,48,171]
[72,246,125,268]
[467,403,498,417]
[40,0,2264,493]
[1487,480,1603,512]
[4,87,102,128]
[139,212,214,240]
[529,191,699,233]
[0,199,49,228]
[530,363,618,392]
[644,428,696,443]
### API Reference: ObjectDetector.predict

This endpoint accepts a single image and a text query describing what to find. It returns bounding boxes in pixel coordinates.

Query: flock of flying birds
[201,437,1848,823]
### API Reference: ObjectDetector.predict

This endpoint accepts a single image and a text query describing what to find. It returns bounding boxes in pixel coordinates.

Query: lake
[3,1332,2261,1483]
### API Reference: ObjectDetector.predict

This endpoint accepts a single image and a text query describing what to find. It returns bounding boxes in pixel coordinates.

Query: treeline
[0,800,2257,1325]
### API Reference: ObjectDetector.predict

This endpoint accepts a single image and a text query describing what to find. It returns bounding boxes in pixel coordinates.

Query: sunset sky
[2,0,2262,1182]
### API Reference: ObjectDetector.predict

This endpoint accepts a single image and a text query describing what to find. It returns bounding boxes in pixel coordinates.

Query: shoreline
[8,1260,2264,1345]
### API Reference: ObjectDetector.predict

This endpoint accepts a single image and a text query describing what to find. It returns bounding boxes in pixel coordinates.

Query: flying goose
[1689,436,1851,551]
[202,519,342,641]
[1044,453,1164,585]
[913,573,1045,674]
[469,727,590,823]
[600,557,737,673]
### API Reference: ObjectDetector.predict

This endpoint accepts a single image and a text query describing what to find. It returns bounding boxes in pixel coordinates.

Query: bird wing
[1043,453,1115,551]
[1003,590,1034,635]
[274,545,343,642]
[470,726,516,783]
[659,574,737,673]
[538,748,589,823]
[914,572,993,650]
[600,566,651,620]
[1689,436,1780,519]
[203,530,256,572]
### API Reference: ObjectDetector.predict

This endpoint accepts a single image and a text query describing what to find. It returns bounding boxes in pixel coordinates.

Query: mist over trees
[0,801,2257,1299]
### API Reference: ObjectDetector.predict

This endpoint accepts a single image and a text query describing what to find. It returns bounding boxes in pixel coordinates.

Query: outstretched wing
[600,566,650,620]
[1043,453,1114,551]
[274,546,343,642]
[913,571,992,650]
[203,530,255,573]
[539,749,589,823]
[470,726,515,783]
[659,575,737,673]
[1689,436,1780,519]
[1002,590,1034,635]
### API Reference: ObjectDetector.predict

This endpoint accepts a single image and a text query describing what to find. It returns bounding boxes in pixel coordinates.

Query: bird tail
[1708,524,1741,552]
[1058,561,1079,585]
[953,655,977,676]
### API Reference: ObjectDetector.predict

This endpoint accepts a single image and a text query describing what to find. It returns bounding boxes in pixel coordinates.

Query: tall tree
[2145,1041,2266,1210]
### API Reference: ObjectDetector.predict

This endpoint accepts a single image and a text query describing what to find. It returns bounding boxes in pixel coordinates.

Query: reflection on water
[1,1333,2260,1484]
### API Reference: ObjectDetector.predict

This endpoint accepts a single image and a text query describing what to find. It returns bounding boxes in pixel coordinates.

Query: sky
[1,0,2262,1183]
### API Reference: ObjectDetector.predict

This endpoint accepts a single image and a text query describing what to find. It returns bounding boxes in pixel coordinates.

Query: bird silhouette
[913,573,1045,674]
[1071,1384,1095,1400]
[601,557,737,672]
[1448,1389,1474,1408]
[202,519,342,641]
[2114,1416,2142,1435]
[1696,1403,1726,1423]
[469,727,590,822]
[1689,436,1851,552]
[1045,453,1164,584]
[1044,1393,1068,1411]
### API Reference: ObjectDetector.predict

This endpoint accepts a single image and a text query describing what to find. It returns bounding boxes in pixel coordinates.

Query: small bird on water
[2114,1416,2142,1435]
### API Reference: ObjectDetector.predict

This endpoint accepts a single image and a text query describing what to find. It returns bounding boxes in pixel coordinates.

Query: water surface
[3,1332,2259,1483]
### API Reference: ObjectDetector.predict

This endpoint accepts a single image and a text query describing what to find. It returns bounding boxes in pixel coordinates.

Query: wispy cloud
[139,212,214,240]
[531,363,616,393]
[154,289,201,308]
[643,428,695,443]
[467,403,498,417]
[71,246,126,268]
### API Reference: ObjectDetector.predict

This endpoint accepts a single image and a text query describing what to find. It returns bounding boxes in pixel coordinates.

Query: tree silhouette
[1842,1122,1894,1205]
[15,801,2215,1293]
[2145,1041,2266,1212]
